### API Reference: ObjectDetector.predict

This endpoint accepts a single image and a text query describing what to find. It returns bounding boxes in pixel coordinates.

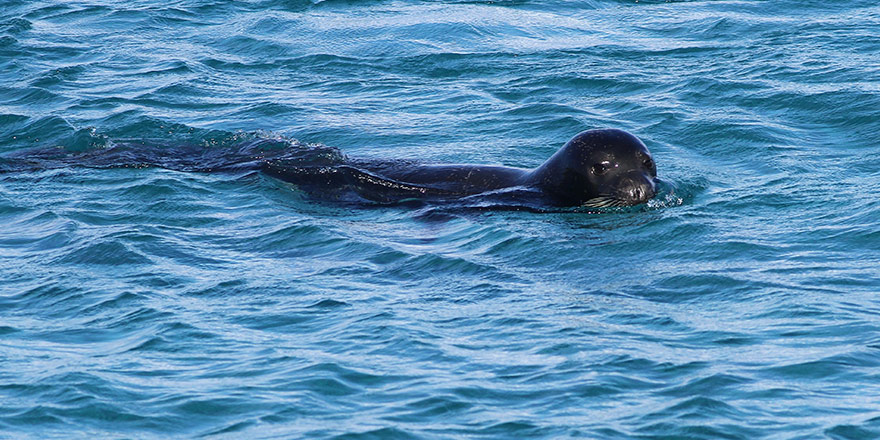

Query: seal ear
[553,168,596,206]
[530,160,597,206]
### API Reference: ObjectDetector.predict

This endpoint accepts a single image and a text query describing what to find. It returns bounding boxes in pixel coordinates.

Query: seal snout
[618,173,656,205]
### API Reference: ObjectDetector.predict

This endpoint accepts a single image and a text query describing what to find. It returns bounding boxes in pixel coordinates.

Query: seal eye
[591,162,609,176]
[643,158,654,170]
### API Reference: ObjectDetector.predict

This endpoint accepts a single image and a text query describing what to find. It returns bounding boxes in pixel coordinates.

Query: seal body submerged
[2,128,658,209]
[263,129,657,207]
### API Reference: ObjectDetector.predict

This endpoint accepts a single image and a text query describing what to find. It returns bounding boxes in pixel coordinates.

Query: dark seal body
[2,128,658,208]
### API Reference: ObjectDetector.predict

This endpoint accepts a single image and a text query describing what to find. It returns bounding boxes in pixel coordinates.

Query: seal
[262,128,658,207]
[2,128,657,207]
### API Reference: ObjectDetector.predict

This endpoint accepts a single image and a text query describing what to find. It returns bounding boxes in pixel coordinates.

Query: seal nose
[619,174,656,205]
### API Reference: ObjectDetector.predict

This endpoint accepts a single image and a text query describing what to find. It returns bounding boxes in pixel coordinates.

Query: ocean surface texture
[2,0,879,438]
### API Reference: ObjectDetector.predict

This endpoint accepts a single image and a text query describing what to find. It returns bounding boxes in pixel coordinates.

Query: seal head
[526,129,657,207]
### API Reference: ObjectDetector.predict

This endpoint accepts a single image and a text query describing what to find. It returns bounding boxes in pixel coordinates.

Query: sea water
[1,1,879,438]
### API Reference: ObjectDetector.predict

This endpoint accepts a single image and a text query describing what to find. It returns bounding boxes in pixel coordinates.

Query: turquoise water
[2,0,880,438]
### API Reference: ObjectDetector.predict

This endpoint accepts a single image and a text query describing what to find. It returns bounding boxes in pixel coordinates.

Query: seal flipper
[261,161,457,203]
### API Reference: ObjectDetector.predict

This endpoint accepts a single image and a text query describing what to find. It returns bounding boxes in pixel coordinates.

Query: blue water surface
[2,0,880,438]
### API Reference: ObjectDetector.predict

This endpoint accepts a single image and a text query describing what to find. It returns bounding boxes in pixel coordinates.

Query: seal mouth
[582,185,657,208]
[581,195,631,208]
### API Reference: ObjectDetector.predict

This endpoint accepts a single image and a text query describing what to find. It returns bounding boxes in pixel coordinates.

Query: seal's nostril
[622,180,655,204]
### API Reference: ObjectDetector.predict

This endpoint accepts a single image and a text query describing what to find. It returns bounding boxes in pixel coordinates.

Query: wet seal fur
[2,128,658,209]
[263,129,658,207]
